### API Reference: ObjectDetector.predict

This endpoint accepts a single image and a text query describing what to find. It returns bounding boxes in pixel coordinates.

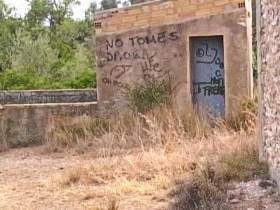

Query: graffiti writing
[101,30,180,91]
[193,38,225,97]
[195,42,218,65]
[106,38,124,50]
[140,51,171,81]
[106,49,146,62]
[193,77,225,96]
[102,65,132,90]
[129,31,179,47]
[105,31,180,63]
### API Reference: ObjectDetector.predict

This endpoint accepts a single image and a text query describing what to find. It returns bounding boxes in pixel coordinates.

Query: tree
[0,0,11,20]
[129,0,146,5]
[0,1,22,71]
[100,0,118,10]
[26,0,80,31]
[25,0,85,63]
[85,2,96,23]
[0,0,96,90]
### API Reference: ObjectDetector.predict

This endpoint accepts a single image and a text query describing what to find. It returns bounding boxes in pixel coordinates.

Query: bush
[226,98,258,134]
[219,150,268,182]
[171,164,228,210]
[129,80,171,113]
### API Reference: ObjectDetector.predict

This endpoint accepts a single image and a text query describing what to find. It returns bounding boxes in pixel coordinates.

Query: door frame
[187,34,227,117]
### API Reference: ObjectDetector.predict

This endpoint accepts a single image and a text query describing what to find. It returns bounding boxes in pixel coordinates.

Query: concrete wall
[0,90,98,147]
[0,102,98,148]
[95,0,253,117]
[0,89,97,105]
[257,0,280,184]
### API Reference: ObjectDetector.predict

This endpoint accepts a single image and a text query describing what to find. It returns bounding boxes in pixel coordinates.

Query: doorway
[190,36,225,117]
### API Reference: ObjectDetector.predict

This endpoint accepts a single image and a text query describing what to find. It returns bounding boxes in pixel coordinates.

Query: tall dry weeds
[46,106,216,154]
[45,101,267,209]
[46,98,257,153]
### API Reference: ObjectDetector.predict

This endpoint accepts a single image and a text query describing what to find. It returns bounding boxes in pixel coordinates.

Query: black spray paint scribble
[193,77,225,96]
[105,31,180,63]
[102,65,132,90]
[140,51,173,81]
[102,50,174,91]
[195,42,224,69]
[193,41,225,97]
[101,31,180,91]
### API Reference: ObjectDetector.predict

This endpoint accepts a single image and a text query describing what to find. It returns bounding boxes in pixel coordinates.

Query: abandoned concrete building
[0,0,255,149]
[257,0,280,187]
[94,0,253,117]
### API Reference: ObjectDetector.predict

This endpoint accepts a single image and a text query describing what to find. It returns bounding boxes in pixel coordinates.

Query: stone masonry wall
[257,0,280,184]
[94,0,247,34]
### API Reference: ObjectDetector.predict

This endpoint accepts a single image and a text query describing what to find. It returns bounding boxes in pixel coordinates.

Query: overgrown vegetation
[0,0,96,90]
[45,103,267,209]
[1,87,268,208]
[41,88,269,209]
[226,98,258,134]
[129,80,171,113]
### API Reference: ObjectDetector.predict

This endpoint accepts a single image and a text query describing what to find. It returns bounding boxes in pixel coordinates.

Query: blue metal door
[191,36,225,117]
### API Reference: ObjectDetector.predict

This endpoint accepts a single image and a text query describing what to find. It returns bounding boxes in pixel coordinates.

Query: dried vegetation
[43,98,267,209]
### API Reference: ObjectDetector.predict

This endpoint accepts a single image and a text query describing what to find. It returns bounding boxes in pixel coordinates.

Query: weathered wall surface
[258,0,280,184]
[0,103,98,148]
[95,0,253,117]
[0,89,97,105]
[94,0,247,34]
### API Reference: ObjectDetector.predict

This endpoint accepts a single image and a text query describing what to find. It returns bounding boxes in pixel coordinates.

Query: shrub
[129,80,171,113]
[170,139,267,210]
[218,149,268,182]
[170,163,228,210]
[226,98,258,134]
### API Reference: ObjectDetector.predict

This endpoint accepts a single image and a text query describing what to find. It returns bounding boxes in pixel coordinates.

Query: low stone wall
[0,89,97,105]
[0,102,98,148]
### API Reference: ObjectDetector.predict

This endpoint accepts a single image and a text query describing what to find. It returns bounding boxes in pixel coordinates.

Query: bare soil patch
[1,137,279,210]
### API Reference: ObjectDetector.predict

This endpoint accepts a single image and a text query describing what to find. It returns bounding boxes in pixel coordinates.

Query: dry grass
[43,101,267,209]
[52,132,264,209]
[0,96,263,209]
[46,106,215,154]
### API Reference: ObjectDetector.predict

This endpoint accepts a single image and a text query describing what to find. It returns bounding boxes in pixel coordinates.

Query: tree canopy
[0,0,96,90]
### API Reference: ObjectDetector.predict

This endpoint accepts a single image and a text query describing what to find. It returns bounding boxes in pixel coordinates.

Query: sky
[4,0,98,20]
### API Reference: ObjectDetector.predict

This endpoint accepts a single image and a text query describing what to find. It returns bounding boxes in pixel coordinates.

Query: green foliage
[129,80,171,113]
[0,35,96,90]
[26,0,80,30]
[219,151,268,182]
[0,0,96,90]
[0,16,21,72]
[129,0,147,5]
[0,0,12,20]
[85,2,96,22]
[100,0,118,10]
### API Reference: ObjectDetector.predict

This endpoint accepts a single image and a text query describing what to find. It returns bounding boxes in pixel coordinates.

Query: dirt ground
[0,147,171,210]
[1,146,280,210]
